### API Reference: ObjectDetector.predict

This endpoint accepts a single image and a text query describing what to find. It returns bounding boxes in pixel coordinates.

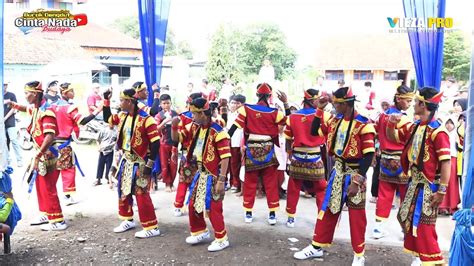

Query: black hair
[187,82,194,87]
[132,81,144,89]
[26,81,43,103]
[364,81,372,87]
[303,88,319,107]
[418,87,439,112]
[232,94,246,104]
[338,79,345,85]
[160,94,171,101]
[191,97,214,117]
[189,92,203,101]
[256,83,273,106]
[202,79,209,85]
[48,80,58,88]
[393,85,415,109]
[453,98,467,112]
[60,82,70,90]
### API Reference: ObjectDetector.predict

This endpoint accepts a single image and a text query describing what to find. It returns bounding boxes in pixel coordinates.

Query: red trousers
[118,193,158,229]
[36,169,64,222]
[174,181,190,208]
[313,208,367,256]
[160,144,178,186]
[375,181,407,220]
[60,167,76,195]
[404,223,444,264]
[286,178,327,217]
[229,147,242,188]
[439,157,460,214]
[188,199,227,240]
[243,165,280,211]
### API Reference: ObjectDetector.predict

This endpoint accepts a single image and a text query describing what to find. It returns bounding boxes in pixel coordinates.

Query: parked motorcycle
[72,119,104,145]
[15,118,33,151]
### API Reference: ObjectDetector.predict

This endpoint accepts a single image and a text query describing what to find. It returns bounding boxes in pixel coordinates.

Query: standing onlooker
[227,94,245,193]
[94,124,117,186]
[155,94,179,192]
[3,82,23,167]
[438,118,460,215]
[44,80,60,104]
[87,83,102,115]
[219,78,234,102]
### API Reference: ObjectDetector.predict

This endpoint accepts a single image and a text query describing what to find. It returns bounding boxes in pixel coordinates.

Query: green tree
[241,23,297,81]
[206,23,297,86]
[206,24,246,85]
[176,40,194,60]
[112,16,140,39]
[443,31,471,81]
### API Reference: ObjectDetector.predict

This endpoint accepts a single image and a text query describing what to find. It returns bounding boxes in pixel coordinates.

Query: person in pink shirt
[87,83,102,115]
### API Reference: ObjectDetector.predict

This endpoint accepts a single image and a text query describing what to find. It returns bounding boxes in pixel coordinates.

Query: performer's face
[63,89,75,100]
[192,110,207,125]
[120,98,133,112]
[396,97,412,111]
[414,99,424,115]
[333,101,346,114]
[25,91,37,104]
[137,89,148,100]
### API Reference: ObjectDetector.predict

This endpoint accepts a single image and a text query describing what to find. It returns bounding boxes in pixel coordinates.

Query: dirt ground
[0,215,413,265]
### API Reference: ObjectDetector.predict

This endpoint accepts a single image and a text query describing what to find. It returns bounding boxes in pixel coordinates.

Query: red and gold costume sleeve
[390,115,412,144]
[27,105,34,116]
[41,109,58,136]
[432,127,450,162]
[233,106,247,129]
[108,113,122,127]
[144,116,160,143]
[275,110,286,126]
[315,108,333,136]
[215,130,231,159]
[360,123,376,154]
[283,118,293,140]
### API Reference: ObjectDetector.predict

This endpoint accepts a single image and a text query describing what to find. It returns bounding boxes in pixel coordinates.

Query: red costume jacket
[316,109,375,160]
[51,100,83,139]
[108,109,160,160]
[284,108,326,147]
[376,106,412,151]
[27,105,58,148]
[233,103,286,140]
[397,119,450,182]
[182,122,231,177]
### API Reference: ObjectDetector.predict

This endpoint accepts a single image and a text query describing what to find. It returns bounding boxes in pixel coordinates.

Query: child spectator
[94,124,117,186]
[155,94,179,192]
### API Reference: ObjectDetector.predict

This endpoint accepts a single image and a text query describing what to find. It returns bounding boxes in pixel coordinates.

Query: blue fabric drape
[138,0,171,105]
[402,0,446,90]
[449,33,474,266]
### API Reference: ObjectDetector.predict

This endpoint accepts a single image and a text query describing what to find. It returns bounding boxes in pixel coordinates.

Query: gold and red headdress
[24,82,43,93]
[332,87,356,103]
[257,83,272,95]
[304,89,321,100]
[189,98,210,112]
[416,90,443,105]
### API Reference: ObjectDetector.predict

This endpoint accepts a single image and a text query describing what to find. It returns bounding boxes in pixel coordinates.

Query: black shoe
[93,180,102,186]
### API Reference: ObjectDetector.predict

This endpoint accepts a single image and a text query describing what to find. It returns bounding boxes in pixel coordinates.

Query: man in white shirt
[227,94,245,193]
